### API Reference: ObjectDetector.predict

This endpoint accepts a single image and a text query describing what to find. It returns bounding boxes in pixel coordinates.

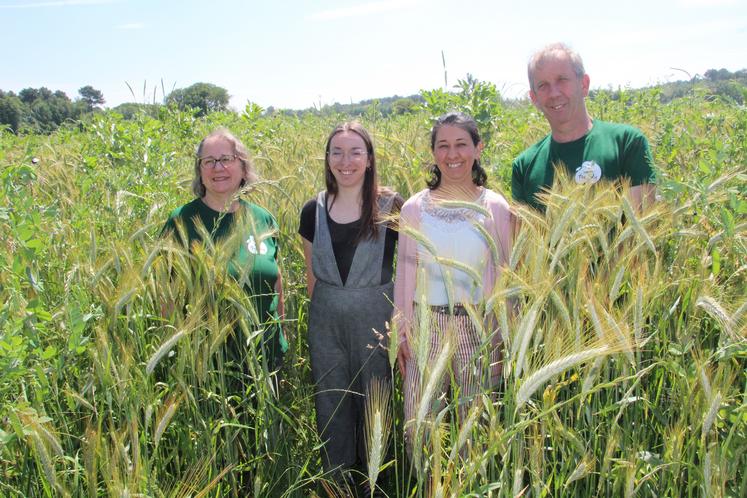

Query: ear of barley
[472,220,501,266]
[414,271,431,374]
[436,198,490,215]
[414,334,453,448]
[154,395,181,447]
[449,400,482,461]
[512,297,544,379]
[550,201,578,248]
[600,304,635,365]
[364,377,391,494]
[129,410,139,481]
[696,295,735,339]
[549,288,573,335]
[510,225,529,270]
[621,196,656,255]
[581,356,606,396]
[609,265,626,303]
[194,464,234,498]
[83,424,98,498]
[517,346,609,409]
[31,419,64,458]
[146,328,187,374]
[114,287,137,317]
[550,236,589,274]
[387,320,398,370]
[30,432,58,494]
[701,391,723,443]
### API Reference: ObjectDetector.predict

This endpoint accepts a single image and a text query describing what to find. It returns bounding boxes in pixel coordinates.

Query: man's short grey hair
[527,42,586,92]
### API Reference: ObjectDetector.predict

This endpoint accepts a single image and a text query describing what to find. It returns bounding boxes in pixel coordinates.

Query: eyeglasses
[328,149,368,162]
[199,154,238,169]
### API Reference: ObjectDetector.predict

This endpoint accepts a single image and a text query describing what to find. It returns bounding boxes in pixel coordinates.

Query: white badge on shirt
[574,160,602,185]
[246,235,268,255]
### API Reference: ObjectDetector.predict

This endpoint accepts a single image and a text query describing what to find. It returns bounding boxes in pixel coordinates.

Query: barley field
[1,86,745,497]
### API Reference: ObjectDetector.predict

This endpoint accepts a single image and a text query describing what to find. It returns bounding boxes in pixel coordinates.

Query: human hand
[397,338,411,378]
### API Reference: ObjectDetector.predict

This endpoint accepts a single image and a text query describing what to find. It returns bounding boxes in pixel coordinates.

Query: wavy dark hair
[324,122,381,242]
[426,111,488,190]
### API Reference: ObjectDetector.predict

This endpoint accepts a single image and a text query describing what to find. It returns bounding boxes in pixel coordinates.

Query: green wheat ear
[364,376,392,496]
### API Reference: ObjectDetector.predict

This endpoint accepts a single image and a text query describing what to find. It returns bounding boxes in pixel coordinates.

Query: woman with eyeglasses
[298,122,402,489]
[394,112,514,452]
[162,127,287,372]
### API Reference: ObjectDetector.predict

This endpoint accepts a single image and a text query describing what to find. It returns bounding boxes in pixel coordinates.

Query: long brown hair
[324,122,381,241]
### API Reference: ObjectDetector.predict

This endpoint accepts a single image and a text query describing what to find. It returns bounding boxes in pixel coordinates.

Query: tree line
[2,68,744,135]
[0,86,105,134]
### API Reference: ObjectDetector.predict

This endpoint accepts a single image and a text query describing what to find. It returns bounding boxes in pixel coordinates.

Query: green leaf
[40,345,57,360]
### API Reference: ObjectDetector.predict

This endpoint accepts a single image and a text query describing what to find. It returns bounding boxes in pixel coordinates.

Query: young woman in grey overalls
[298,122,401,483]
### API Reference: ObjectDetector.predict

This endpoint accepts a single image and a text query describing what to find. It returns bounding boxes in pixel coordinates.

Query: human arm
[623,129,657,213]
[298,199,317,298]
[302,237,316,298]
[275,266,285,321]
[393,197,420,377]
[629,183,656,213]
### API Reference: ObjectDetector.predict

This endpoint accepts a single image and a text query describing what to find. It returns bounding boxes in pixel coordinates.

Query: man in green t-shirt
[512,42,656,211]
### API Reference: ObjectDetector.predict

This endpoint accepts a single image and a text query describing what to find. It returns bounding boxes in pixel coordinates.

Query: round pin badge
[574,160,602,185]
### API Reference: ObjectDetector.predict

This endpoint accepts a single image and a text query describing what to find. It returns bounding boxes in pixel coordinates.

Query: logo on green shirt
[246,235,269,255]
[574,160,602,185]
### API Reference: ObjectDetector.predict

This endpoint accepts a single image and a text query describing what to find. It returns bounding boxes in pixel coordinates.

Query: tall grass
[0,90,745,496]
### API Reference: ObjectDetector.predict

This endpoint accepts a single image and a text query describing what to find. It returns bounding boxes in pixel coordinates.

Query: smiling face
[326,130,369,192]
[432,124,483,190]
[529,54,590,139]
[199,136,245,200]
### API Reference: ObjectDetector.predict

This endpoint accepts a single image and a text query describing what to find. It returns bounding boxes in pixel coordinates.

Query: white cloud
[0,0,114,8]
[309,0,421,21]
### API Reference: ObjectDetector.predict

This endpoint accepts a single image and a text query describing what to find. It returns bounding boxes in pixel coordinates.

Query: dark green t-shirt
[512,120,656,210]
[162,198,287,365]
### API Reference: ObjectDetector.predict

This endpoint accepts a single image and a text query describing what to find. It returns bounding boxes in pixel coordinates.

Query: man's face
[529,55,590,133]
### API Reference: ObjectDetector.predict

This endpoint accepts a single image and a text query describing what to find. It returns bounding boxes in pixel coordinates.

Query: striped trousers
[403,307,501,450]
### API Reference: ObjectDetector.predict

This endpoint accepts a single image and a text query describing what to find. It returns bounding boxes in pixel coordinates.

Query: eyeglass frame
[327,148,369,163]
[199,154,239,169]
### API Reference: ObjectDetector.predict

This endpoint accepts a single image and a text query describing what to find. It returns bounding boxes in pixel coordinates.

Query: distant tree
[392,97,417,115]
[0,92,25,133]
[112,102,159,120]
[704,68,733,81]
[19,87,40,104]
[78,85,105,110]
[15,87,75,133]
[166,82,230,116]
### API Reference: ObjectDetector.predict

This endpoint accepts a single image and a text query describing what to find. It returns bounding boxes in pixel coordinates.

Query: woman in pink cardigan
[393,112,513,448]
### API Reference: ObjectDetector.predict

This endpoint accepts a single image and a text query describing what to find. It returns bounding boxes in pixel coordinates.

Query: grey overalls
[308,191,394,473]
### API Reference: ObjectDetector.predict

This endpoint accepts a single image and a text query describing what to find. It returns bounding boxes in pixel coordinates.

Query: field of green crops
[1,86,745,497]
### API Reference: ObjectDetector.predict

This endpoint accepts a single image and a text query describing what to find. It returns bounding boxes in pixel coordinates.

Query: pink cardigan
[393,188,514,345]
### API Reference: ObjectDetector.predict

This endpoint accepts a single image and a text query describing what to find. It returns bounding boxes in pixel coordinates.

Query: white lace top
[417,189,489,306]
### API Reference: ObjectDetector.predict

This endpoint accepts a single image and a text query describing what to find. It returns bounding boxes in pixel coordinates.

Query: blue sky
[1,0,745,111]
